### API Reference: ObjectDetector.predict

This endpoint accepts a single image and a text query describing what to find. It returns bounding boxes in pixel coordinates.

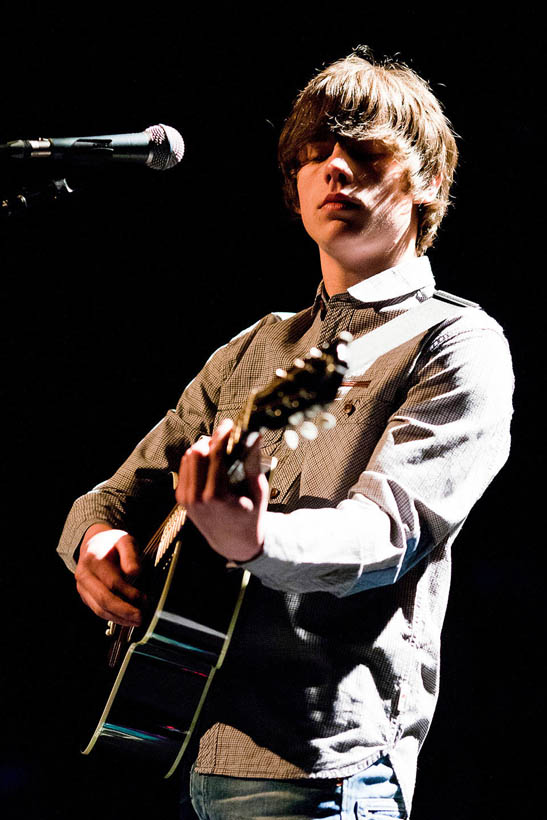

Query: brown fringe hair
[278,47,459,255]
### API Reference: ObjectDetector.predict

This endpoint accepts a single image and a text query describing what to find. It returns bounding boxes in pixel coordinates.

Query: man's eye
[362,153,386,162]
[349,145,388,163]
[305,143,333,162]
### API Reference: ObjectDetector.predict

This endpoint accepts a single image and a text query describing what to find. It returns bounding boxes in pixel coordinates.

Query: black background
[0,8,540,819]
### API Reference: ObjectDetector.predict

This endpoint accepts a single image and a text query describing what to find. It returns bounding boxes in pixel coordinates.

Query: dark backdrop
[0,9,539,819]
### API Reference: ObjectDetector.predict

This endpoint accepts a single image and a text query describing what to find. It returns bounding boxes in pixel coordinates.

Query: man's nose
[324,144,354,186]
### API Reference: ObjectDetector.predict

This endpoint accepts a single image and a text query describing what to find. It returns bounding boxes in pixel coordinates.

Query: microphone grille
[145,124,185,171]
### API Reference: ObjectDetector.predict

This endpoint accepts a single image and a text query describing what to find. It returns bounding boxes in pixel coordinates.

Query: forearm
[242,495,399,596]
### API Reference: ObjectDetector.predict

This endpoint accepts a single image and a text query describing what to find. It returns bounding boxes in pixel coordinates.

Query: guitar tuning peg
[275,367,288,378]
[335,331,353,360]
[283,429,300,450]
[299,421,319,440]
[317,412,336,430]
[288,411,304,426]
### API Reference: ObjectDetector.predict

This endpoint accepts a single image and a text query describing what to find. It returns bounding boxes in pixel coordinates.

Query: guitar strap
[344,289,480,377]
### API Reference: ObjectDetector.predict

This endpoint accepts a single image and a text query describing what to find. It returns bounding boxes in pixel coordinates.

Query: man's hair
[278,47,459,255]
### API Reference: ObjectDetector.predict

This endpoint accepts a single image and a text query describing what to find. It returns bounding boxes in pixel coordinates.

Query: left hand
[175,419,269,562]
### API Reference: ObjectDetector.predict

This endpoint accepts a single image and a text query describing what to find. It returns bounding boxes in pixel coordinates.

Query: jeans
[185,756,407,819]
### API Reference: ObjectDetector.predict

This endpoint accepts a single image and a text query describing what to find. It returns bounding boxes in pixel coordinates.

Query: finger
[244,432,263,479]
[82,532,144,598]
[177,440,211,506]
[82,554,145,606]
[241,433,270,506]
[76,569,143,626]
[203,420,234,501]
[117,534,142,580]
[212,417,234,442]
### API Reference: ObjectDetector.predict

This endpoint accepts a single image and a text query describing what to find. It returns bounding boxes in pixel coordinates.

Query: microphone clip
[4,137,115,162]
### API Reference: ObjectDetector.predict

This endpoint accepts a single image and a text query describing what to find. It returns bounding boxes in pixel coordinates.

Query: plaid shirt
[57,257,513,813]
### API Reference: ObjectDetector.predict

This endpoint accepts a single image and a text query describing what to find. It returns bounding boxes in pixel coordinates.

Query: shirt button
[343,402,355,416]
[270,487,280,499]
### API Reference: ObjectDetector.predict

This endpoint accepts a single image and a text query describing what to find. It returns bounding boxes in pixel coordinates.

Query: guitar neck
[152,502,187,567]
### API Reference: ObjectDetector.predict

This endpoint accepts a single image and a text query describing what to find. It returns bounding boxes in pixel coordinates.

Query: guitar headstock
[243,332,352,446]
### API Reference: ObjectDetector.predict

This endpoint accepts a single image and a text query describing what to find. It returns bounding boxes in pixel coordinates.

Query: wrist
[80,524,130,562]
[226,541,264,567]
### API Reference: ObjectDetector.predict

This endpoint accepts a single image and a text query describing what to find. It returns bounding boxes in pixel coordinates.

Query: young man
[58,48,514,819]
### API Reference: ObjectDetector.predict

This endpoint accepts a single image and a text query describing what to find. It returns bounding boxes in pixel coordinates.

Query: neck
[320,244,419,297]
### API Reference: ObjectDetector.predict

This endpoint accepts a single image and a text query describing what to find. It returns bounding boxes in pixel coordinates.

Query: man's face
[296,137,419,273]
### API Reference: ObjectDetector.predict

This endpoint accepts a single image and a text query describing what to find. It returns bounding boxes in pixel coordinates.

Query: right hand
[75,523,145,627]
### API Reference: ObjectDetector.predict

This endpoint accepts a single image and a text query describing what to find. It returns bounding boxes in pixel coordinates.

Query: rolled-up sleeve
[246,316,514,596]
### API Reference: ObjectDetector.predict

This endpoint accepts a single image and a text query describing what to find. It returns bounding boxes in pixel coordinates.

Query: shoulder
[224,306,312,352]
[228,310,299,343]
[415,294,514,403]
[209,307,310,378]
[423,290,511,355]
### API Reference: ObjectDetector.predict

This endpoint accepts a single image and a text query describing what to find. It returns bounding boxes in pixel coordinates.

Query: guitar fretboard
[153,505,187,566]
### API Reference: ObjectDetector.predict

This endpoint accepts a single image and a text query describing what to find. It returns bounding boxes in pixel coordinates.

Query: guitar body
[82,516,249,778]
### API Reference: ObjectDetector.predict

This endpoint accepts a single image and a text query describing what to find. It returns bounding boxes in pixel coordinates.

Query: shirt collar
[346,256,435,305]
[311,256,435,317]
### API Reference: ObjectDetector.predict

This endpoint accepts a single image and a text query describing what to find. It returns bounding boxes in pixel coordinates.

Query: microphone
[0,124,185,170]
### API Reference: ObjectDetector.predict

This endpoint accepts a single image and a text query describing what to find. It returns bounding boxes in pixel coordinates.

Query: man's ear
[414,174,442,206]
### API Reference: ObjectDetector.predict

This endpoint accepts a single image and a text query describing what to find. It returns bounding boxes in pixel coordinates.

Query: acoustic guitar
[81,333,351,778]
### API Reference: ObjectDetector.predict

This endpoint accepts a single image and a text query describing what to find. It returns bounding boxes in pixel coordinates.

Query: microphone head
[145,124,185,170]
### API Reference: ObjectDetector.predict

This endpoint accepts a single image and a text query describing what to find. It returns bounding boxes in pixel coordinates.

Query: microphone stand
[0,177,74,220]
